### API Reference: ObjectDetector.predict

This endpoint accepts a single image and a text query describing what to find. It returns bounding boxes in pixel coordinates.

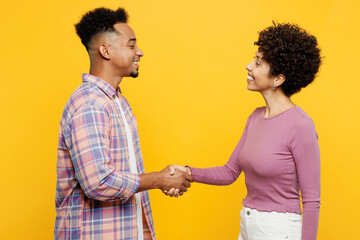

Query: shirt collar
[82,73,122,98]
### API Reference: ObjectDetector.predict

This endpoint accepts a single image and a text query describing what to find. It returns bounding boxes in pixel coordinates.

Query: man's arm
[67,105,192,202]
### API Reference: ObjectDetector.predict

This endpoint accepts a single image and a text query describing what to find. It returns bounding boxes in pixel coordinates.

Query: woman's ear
[274,74,286,88]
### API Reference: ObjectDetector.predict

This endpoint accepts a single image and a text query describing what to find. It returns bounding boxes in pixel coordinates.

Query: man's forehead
[113,23,136,41]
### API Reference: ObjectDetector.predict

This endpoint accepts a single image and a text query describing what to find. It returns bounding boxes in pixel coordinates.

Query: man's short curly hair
[254,22,321,97]
[75,7,129,50]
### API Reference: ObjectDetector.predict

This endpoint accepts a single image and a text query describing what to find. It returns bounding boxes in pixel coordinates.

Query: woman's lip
[247,75,254,81]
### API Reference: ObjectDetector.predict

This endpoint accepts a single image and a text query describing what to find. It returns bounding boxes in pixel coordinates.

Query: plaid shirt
[55,73,155,240]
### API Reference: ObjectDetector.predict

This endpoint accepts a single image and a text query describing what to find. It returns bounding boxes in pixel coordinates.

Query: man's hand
[137,165,193,197]
[163,165,193,197]
[157,165,193,194]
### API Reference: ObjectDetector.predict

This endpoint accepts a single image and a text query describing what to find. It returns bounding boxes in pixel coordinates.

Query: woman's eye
[129,45,135,49]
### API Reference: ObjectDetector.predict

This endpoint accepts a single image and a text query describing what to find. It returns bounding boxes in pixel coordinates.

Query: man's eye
[255,62,260,66]
[129,45,135,49]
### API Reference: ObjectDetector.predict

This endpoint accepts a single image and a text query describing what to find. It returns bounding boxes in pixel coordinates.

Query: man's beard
[130,71,139,78]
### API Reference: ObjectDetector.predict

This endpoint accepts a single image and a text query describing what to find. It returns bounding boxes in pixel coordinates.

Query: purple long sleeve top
[189,106,320,240]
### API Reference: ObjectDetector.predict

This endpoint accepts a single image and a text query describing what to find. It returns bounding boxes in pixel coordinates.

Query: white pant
[239,206,302,240]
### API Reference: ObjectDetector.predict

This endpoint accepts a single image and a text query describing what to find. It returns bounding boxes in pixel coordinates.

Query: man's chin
[130,71,139,78]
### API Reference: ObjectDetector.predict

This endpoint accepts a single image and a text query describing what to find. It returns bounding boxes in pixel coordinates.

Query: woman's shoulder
[245,106,265,122]
[293,106,314,122]
[291,106,316,131]
[251,106,266,116]
[293,106,312,119]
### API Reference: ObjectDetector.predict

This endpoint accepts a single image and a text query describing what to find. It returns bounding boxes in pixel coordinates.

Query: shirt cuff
[118,172,140,202]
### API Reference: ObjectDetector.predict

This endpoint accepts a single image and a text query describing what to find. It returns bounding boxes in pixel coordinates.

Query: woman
[167,22,321,240]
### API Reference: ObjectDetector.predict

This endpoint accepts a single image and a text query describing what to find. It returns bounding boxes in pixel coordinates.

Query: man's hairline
[86,27,123,51]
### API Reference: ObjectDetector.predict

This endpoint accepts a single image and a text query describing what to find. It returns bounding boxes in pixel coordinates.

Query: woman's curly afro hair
[254,22,321,97]
[75,7,129,50]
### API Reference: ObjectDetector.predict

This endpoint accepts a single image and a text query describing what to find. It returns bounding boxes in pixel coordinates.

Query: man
[55,7,192,240]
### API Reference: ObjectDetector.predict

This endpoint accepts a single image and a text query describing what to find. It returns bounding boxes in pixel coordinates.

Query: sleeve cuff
[185,165,201,182]
[118,172,140,202]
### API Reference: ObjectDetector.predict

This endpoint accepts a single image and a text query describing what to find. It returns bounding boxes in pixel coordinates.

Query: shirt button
[246,211,250,215]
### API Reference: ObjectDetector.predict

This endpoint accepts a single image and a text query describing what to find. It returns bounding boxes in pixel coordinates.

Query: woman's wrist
[184,165,192,175]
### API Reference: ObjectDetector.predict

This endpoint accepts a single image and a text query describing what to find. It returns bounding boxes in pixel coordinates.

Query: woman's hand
[162,165,193,197]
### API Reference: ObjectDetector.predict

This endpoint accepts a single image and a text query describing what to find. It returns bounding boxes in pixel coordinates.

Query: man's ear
[99,44,111,60]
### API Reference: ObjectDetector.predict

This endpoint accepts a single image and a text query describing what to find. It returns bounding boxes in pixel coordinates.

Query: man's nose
[136,47,144,57]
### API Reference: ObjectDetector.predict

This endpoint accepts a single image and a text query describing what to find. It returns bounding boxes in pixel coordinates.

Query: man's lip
[132,61,139,67]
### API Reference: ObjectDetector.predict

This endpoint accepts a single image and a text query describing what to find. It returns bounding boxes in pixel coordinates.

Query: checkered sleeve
[68,104,140,202]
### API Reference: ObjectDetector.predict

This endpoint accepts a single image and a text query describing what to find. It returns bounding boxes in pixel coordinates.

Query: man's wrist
[152,171,163,189]
[138,171,163,192]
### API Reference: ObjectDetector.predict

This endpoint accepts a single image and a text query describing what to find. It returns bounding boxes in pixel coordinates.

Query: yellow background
[1,0,359,239]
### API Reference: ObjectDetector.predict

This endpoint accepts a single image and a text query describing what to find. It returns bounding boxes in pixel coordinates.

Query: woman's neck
[261,90,295,118]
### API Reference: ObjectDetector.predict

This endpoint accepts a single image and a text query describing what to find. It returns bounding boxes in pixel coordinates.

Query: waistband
[241,206,301,220]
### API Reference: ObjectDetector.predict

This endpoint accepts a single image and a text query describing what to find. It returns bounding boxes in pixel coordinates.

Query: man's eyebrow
[127,38,137,43]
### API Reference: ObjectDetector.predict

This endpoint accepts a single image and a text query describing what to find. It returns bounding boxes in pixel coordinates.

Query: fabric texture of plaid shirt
[55,73,155,240]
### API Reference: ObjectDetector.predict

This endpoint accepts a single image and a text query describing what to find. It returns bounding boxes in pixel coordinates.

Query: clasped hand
[161,165,192,198]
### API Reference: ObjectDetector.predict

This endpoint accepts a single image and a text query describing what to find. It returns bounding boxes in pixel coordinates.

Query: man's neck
[89,67,123,90]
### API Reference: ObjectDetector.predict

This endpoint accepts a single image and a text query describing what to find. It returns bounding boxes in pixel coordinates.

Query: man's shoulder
[62,82,112,120]
[73,82,110,106]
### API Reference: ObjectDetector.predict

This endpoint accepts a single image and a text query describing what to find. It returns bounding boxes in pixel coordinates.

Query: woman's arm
[290,118,321,240]
[188,137,244,185]
[186,111,256,185]
[164,137,244,197]
[164,112,254,197]
[187,111,255,185]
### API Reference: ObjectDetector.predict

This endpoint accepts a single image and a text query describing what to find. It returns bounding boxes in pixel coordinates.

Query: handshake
[158,165,193,198]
